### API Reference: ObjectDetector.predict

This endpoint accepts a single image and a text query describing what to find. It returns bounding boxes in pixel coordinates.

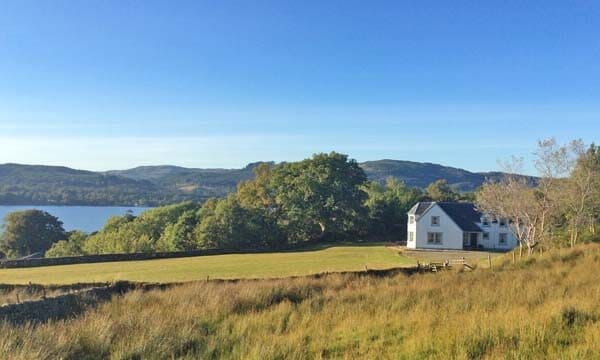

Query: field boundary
[0,242,390,269]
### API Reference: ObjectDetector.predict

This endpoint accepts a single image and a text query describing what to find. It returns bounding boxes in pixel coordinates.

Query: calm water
[0,206,151,233]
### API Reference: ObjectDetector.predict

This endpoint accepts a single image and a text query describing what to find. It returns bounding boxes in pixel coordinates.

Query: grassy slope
[1,244,598,359]
[0,245,414,285]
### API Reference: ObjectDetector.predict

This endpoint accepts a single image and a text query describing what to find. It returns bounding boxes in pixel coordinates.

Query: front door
[463,232,479,249]
[470,233,478,248]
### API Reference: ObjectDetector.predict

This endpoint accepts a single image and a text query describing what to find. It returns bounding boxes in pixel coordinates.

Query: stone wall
[0,248,286,269]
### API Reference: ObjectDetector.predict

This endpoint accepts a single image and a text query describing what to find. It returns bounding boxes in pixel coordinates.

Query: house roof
[409,201,484,232]
[407,202,434,216]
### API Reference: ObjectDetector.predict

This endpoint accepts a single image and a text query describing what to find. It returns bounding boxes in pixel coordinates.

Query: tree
[561,142,600,247]
[476,158,545,257]
[156,209,202,251]
[195,195,282,249]
[83,202,201,254]
[1,210,67,258]
[477,176,541,257]
[237,163,277,210]
[46,231,88,257]
[531,138,572,246]
[364,178,423,238]
[235,152,369,244]
[425,179,458,202]
[271,152,368,243]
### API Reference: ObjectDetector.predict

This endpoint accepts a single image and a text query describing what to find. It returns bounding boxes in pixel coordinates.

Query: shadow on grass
[0,264,419,326]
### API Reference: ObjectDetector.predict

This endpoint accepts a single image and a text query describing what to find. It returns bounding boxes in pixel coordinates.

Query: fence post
[488,253,492,270]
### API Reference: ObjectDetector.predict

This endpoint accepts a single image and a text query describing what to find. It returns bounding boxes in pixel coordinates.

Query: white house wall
[407,205,464,250]
[476,221,518,250]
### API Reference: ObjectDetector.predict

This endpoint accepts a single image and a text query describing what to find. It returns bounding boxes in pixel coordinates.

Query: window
[499,218,507,227]
[499,233,508,244]
[409,216,415,224]
[431,216,440,226]
[408,232,415,242]
[482,216,490,227]
[482,232,490,240]
[427,232,443,244]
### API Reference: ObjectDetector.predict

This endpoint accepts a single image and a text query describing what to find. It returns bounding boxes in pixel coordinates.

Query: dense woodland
[1,139,599,259]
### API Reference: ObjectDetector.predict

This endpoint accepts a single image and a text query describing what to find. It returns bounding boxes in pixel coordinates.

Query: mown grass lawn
[0,245,415,285]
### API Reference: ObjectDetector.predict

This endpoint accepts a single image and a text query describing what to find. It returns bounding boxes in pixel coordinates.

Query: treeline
[477,138,600,257]
[1,152,468,258]
[0,187,190,207]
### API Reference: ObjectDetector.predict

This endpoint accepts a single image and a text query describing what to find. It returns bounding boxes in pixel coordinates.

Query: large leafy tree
[1,210,67,257]
[271,152,368,243]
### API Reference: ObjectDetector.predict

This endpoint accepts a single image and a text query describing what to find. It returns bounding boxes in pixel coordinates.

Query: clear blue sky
[1,1,599,174]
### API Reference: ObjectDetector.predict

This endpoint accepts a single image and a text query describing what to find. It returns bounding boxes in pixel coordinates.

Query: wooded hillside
[0,160,530,206]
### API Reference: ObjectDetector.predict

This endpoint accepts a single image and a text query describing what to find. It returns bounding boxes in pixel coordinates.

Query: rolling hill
[105,162,272,199]
[0,160,529,206]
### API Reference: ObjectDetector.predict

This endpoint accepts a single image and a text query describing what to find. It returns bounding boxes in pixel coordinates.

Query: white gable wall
[407,204,464,250]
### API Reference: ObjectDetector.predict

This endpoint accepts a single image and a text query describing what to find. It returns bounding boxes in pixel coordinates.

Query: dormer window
[431,216,440,226]
[482,216,490,227]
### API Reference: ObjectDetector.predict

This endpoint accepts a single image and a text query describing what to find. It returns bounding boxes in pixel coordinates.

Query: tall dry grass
[1,244,599,359]
[0,283,100,305]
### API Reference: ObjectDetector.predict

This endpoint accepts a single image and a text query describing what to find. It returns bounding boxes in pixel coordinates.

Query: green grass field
[0,245,415,285]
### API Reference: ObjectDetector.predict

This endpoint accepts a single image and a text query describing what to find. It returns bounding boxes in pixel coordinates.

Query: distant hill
[0,161,532,206]
[359,160,535,191]
[0,163,167,206]
[361,160,482,191]
[106,162,273,199]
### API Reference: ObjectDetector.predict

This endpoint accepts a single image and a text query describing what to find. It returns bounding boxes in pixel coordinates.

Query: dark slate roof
[408,202,434,215]
[409,201,483,232]
[437,202,483,232]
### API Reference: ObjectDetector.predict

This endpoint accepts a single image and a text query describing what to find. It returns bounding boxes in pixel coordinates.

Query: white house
[406,202,517,250]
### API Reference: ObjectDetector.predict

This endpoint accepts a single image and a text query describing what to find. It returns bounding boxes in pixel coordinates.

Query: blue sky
[1,1,599,173]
